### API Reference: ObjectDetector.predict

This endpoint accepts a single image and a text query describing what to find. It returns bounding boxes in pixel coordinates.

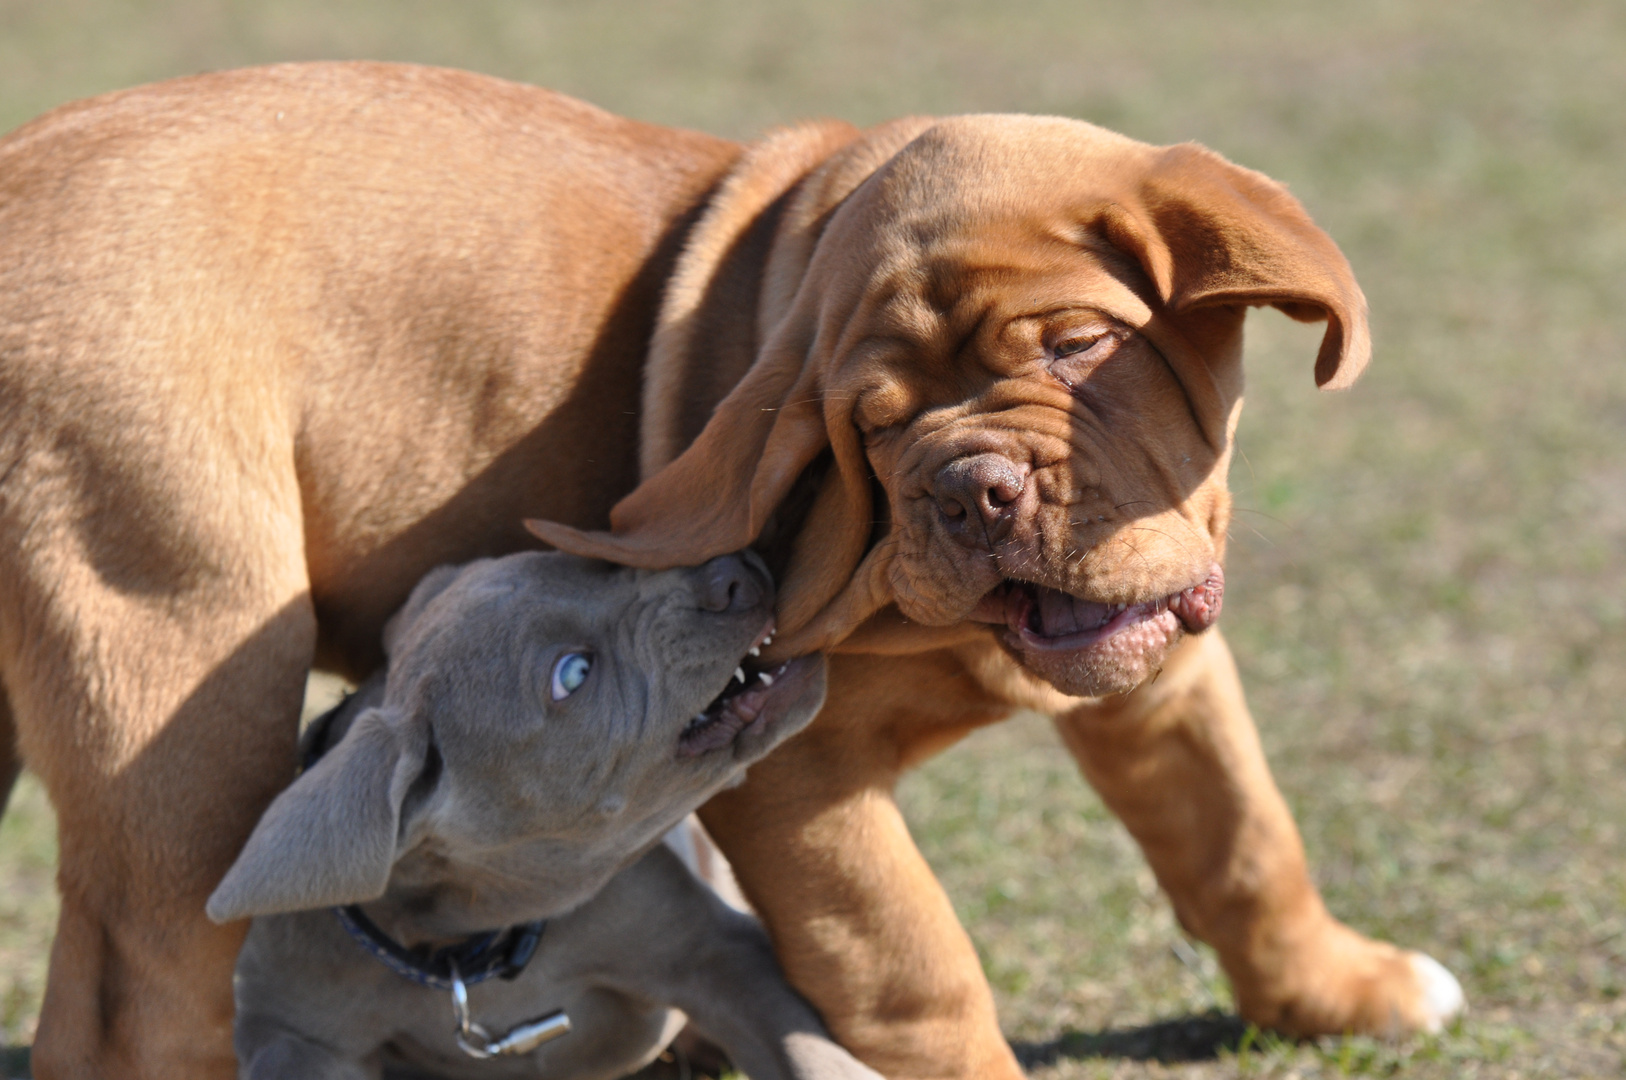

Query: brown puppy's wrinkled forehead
[812,136,1155,407]
[804,113,1354,399]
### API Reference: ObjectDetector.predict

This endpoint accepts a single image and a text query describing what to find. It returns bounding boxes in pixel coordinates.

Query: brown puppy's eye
[854,381,916,437]
[1046,330,1121,389]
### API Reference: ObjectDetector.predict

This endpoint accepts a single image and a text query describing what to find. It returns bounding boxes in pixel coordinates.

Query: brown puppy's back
[0,62,739,676]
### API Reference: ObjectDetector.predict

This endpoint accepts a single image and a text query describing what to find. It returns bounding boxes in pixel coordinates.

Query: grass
[3,1,1625,1076]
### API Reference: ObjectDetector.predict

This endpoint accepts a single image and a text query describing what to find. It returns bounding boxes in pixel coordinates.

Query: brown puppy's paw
[1404,952,1468,1034]
[1233,921,1465,1039]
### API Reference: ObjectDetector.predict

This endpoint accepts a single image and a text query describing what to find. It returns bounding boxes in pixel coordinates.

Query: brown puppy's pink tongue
[1167,564,1225,632]
[998,562,1226,639]
[1032,589,1114,636]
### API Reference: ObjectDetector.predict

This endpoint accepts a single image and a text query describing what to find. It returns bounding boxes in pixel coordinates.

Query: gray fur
[211,551,876,1080]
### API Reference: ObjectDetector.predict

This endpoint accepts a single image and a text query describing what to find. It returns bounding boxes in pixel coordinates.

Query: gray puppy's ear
[383,563,466,657]
[206,707,428,923]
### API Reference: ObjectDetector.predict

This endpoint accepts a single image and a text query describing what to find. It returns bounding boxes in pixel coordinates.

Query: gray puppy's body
[209,551,874,1080]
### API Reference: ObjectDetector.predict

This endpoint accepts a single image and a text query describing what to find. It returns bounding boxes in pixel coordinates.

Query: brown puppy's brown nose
[932,453,1029,548]
[694,553,770,613]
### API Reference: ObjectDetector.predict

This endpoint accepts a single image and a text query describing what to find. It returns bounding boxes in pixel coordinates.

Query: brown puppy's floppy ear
[1097,143,1370,390]
[529,298,891,648]
[205,706,427,922]
[530,308,831,567]
[637,120,863,480]
[528,117,937,647]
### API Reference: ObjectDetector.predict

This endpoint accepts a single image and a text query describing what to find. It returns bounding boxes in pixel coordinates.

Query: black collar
[302,694,547,991]
[333,903,544,992]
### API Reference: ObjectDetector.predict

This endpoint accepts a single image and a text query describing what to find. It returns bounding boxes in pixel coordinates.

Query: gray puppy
[207,551,875,1080]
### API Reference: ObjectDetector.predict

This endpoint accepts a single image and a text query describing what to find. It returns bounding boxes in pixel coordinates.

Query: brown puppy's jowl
[0,64,1458,1080]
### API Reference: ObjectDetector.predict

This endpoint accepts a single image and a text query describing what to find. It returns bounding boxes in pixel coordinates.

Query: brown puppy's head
[530,116,1367,698]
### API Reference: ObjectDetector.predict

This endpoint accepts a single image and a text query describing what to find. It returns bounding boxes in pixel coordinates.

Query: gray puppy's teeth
[758,671,774,687]
[734,667,746,684]
[749,647,761,657]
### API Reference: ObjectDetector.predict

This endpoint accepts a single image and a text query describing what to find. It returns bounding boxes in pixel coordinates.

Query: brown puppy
[534,115,1463,1071]
[0,63,1458,1080]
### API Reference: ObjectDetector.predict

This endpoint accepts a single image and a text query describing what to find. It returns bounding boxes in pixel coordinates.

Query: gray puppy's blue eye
[551,652,592,700]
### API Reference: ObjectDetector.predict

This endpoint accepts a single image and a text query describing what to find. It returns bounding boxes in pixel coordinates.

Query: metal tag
[449,964,572,1059]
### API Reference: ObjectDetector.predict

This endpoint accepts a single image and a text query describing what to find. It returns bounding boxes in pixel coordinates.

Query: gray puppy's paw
[783,1031,887,1080]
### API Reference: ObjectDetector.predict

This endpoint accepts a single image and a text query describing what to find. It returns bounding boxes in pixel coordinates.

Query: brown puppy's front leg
[700,655,1024,1080]
[0,691,19,818]
[21,597,316,1080]
[1054,629,1458,1037]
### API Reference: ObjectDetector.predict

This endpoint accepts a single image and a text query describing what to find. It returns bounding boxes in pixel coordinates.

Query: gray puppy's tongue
[679,686,766,757]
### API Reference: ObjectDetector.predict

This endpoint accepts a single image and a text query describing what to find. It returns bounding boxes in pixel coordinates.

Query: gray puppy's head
[207,550,824,932]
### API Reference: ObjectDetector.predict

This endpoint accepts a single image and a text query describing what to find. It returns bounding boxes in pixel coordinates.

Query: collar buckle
[450,962,572,1059]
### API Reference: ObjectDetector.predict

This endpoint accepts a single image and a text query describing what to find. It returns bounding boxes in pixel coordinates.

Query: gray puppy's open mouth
[679,622,808,757]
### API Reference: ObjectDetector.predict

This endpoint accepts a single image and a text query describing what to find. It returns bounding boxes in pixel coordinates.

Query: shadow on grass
[1012,1011,1249,1067]
[4,1018,1255,1078]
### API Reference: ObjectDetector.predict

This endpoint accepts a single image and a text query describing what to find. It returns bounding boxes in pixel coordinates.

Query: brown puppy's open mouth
[679,623,818,757]
[977,563,1225,654]
[969,564,1225,698]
